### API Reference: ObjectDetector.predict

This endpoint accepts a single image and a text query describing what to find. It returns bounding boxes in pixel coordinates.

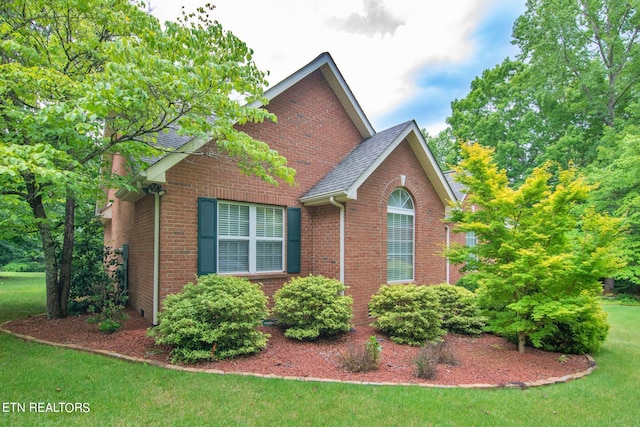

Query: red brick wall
[150,69,363,312]
[344,141,448,323]
[108,69,452,325]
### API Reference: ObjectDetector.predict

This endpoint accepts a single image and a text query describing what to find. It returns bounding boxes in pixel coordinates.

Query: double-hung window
[217,202,284,274]
[387,188,415,282]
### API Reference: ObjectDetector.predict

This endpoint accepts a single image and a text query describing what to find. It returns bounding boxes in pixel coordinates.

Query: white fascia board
[248,53,375,139]
[345,125,414,197]
[345,122,456,206]
[405,122,456,203]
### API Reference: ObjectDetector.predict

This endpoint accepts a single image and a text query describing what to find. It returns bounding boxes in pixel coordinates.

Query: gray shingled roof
[444,170,466,202]
[303,121,413,199]
[143,127,194,165]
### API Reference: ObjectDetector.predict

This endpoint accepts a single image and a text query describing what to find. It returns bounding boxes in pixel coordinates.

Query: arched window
[387,188,414,282]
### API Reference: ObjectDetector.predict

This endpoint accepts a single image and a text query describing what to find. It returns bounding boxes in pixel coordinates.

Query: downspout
[329,197,345,285]
[146,183,166,326]
[153,192,160,325]
[153,193,160,325]
[444,225,450,284]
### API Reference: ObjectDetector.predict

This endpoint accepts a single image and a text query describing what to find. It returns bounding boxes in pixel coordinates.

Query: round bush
[273,275,353,340]
[533,297,609,354]
[429,284,486,336]
[368,284,445,346]
[149,275,269,363]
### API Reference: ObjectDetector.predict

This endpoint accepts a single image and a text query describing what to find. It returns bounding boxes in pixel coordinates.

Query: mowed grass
[1,273,639,426]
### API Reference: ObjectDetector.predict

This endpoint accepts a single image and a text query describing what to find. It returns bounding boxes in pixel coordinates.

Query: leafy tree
[421,127,459,171]
[448,0,640,182]
[589,117,640,287]
[0,1,295,318]
[447,144,624,353]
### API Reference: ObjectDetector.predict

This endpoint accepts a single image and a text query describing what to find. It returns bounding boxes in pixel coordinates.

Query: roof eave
[300,190,354,207]
[250,52,375,139]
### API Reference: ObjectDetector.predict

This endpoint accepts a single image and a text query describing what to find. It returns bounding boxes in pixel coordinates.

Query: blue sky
[150,0,526,135]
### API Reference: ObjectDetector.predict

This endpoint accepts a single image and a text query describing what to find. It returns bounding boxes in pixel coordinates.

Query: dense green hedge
[429,284,486,336]
[368,284,445,346]
[149,275,269,363]
[273,275,353,340]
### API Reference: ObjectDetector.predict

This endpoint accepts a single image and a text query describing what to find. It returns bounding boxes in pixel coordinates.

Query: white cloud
[147,0,520,133]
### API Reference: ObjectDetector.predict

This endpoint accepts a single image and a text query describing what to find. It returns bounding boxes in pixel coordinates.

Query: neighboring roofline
[249,52,375,139]
[300,120,456,206]
[444,170,467,203]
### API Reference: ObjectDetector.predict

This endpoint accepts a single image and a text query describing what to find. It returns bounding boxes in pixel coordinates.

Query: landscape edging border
[1,321,597,389]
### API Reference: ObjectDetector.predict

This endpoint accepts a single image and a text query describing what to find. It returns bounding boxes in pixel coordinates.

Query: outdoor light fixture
[143,183,167,196]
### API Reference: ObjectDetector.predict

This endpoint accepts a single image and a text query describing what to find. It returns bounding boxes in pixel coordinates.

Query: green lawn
[1,273,639,426]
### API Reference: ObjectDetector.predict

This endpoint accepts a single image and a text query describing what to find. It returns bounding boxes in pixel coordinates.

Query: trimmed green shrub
[149,275,269,363]
[530,296,610,354]
[273,275,353,340]
[98,318,122,334]
[368,284,445,346]
[429,284,486,335]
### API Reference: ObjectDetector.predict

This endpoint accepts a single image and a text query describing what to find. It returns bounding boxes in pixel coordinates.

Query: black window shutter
[287,207,301,274]
[198,198,217,275]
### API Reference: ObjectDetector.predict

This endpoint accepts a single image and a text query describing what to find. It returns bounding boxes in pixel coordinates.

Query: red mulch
[2,308,592,386]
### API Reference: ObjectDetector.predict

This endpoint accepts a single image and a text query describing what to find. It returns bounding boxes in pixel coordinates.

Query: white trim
[251,53,375,139]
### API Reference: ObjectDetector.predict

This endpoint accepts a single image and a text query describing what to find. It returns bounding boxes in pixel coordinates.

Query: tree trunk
[58,194,76,317]
[23,173,75,319]
[518,332,526,353]
[604,278,615,294]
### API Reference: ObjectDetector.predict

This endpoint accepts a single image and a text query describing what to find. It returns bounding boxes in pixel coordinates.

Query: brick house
[100,52,460,324]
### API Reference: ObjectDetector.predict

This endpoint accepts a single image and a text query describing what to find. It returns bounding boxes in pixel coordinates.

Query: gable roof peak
[301,120,456,206]
[259,52,375,139]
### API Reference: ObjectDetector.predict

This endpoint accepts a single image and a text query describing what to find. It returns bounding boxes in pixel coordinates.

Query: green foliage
[455,274,480,292]
[449,1,640,184]
[447,144,624,353]
[150,275,269,363]
[337,336,382,373]
[0,261,44,272]
[273,275,353,341]
[589,126,640,285]
[82,248,128,333]
[0,0,295,318]
[97,318,122,334]
[601,294,640,306]
[429,284,486,336]
[421,127,459,170]
[368,284,445,346]
[528,295,609,354]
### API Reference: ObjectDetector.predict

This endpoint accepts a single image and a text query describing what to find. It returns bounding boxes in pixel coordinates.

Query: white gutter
[329,197,345,284]
[445,225,450,284]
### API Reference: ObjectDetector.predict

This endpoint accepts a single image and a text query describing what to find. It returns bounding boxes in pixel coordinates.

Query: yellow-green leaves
[448,143,623,353]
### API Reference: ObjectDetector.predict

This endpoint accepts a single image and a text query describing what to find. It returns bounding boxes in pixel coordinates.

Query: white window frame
[387,188,415,283]
[217,201,285,274]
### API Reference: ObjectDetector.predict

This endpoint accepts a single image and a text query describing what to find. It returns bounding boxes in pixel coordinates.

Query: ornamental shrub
[368,284,445,346]
[273,275,353,340]
[528,295,609,354]
[429,284,486,336]
[149,275,269,363]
